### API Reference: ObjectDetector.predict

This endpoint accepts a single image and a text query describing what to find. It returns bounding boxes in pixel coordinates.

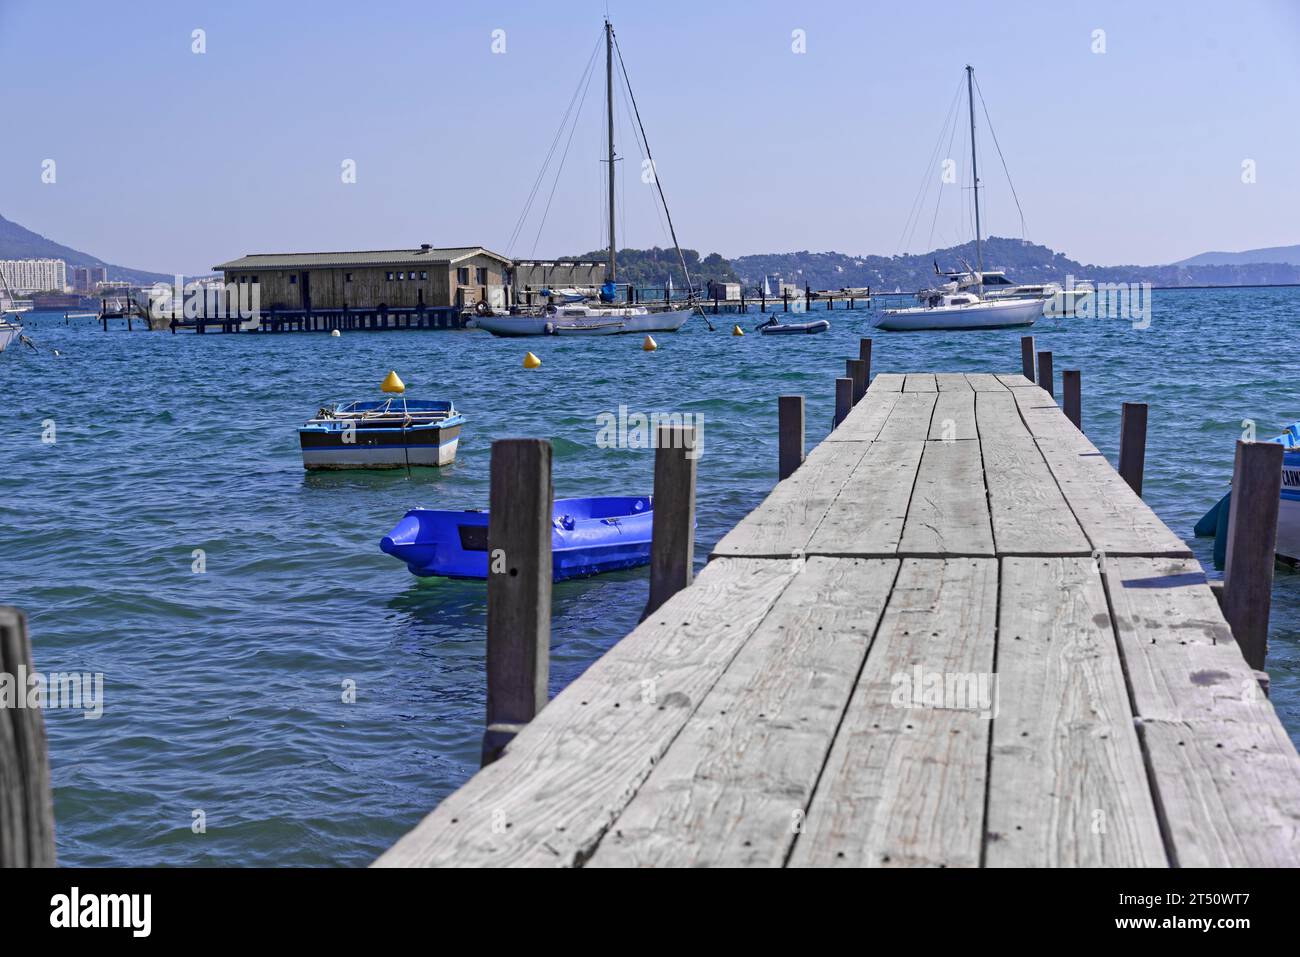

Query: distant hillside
[731,237,1300,291]
[563,246,739,289]
[0,213,170,285]
[1175,244,1300,267]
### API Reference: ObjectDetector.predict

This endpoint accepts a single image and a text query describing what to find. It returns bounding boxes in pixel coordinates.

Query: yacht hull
[874,297,1043,332]
[476,308,693,337]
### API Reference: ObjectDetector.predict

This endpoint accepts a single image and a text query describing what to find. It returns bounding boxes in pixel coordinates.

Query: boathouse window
[457,267,470,285]
[398,272,406,280]
[386,272,394,281]
[345,273,353,283]
[476,267,488,284]
[252,275,258,283]
[288,274,297,285]
[419,271,427,280]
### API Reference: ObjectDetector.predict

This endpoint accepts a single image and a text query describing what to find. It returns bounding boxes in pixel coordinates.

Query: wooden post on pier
[482,439,553,767]
[1020,335,1035,381]
[847,359,867,404]
[643,425,697,621]
[1118,402,1148,495]
[1063,370,1081,430]
[804,283,811,312]
[859,338,873,385]
[1222,440,1284,671]
[834,378,853,427]
[0,607,56,867]
[1037,350,1053,397]
[778,395,805,480]
[760,288,766,313]
[783,290,789,313]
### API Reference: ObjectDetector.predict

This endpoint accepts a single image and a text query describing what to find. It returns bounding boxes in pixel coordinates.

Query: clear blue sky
[2,0,1297,275]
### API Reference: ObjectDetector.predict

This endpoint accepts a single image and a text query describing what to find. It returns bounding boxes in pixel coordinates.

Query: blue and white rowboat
[299,398,464,470]
[1195,422,1300,564]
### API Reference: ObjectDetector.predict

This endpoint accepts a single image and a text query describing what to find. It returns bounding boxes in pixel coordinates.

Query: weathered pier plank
[587,557,898,867]
[790,558,998,868]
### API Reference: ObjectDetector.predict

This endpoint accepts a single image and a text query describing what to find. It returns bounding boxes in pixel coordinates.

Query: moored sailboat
[877,66,1045,333]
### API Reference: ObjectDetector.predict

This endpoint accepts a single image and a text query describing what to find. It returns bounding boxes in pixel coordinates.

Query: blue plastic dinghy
[380,496,655,580]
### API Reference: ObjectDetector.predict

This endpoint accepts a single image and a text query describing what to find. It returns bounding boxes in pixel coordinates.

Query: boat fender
[330,329,341,337]
[643,335,658,352]
[544,322,555,335]
[523,351,542,369]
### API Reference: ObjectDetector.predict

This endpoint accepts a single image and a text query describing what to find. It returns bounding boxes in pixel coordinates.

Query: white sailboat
[876,66,1044,333]
[480,19,697,338]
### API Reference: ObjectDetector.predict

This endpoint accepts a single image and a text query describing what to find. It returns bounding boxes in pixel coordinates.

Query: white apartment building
[0,258,68,294]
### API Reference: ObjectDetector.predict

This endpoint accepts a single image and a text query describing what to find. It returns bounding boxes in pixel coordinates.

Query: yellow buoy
[732,324,744,336]
[523,351,542,369]
[381,370,405,393]
[642,335,658,352]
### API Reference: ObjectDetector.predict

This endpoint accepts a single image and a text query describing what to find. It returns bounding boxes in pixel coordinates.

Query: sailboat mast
[966,64,982,278]
[605,19,617,284]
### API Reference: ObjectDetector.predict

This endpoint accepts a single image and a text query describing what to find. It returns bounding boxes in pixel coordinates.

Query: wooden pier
[377,356,1300,868]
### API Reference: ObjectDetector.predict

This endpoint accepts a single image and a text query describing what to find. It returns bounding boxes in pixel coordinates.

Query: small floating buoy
[523,351,542,369]
[330,329,341,337]
[381,370,405,393]
[642,335,658,352]
[732,324,744,336]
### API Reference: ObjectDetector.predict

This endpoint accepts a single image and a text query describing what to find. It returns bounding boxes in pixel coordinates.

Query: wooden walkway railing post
[1020,335,1036,380]
[1118,402,1148,495]
[643,425,697,620]
[0,607,56,867]
[778,395,805,480]
[1037,350,1054,397]
[482,439,553,767]
[834,377,853,428]
[1063,370,1081,430]
[1222,440,1284,671]
[859,337,872,385]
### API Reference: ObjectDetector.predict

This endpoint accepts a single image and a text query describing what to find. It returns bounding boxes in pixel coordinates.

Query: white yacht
[875,277,1042,331]
[979,271,1095,317]
[476,301,691,337]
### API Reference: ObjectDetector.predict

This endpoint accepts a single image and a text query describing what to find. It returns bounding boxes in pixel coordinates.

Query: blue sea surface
[2,286,1297,866]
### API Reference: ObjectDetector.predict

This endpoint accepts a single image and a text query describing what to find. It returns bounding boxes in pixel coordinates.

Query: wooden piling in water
[1037,350,1053,397]
[1222,440,1284,671]
[1063,370,1081,430]
[847,359,868,404]
[0,607,56,867]
[778,395,805,480]
[834,378,853,427]
[482,439,553,767]
[643,426,697,621]
[859,338,872,385]
[1118,402,1148,495]
[1020,335,1035,380]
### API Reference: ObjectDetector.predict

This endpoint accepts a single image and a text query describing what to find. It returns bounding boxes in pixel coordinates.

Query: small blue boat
[380,496,655,580]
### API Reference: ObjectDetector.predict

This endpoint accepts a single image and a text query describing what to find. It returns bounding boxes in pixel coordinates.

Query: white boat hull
[302,436,459,470]
[1281,456,1300,562]
[874,297,1043,332]
[0,322,21,353]
[476,308,693,337]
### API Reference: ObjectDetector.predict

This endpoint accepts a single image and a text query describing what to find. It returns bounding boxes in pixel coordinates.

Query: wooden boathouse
[376,343,1300,868]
